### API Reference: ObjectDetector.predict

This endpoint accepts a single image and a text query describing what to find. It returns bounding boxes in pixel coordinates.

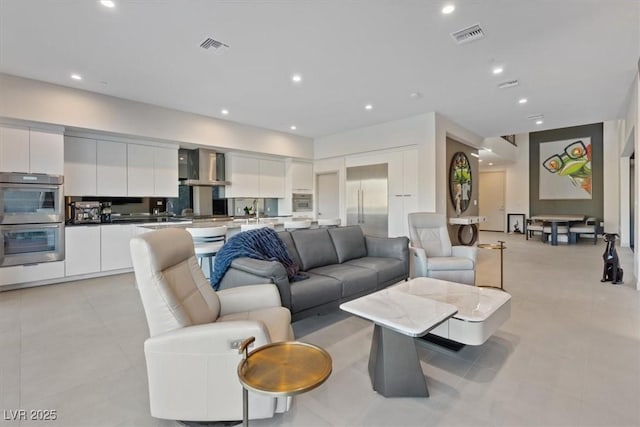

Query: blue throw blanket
[210,227,303,290]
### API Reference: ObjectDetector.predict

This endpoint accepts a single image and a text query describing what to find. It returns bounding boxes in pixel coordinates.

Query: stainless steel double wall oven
[0,172,65,267]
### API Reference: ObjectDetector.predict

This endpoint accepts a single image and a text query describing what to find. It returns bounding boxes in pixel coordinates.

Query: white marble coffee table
[396,277,512,346]
[340,277,511,397]
[340,288,457,397]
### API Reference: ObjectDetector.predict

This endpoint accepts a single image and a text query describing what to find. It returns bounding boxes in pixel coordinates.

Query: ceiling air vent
[498,80,519,89]
[200,37,230,54]
[527,114,544,121]
[451,24,485,45]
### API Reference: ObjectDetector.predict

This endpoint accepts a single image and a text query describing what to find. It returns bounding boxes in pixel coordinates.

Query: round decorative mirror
[449,152,472,215]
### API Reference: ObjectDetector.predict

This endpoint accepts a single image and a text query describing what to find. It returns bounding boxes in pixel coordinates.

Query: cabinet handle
[403,194,412,197]
[395,194,403,197]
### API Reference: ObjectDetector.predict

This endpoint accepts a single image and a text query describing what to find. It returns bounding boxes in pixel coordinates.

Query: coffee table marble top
[392,278,512,322]
[340,287,458,337]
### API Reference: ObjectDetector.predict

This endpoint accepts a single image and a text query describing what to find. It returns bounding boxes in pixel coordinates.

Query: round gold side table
[477,240,506,290]
[237,337,332,426]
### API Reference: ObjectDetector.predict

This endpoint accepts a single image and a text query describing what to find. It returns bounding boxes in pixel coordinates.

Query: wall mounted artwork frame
[539,137,592,200]
[449,152,472,215]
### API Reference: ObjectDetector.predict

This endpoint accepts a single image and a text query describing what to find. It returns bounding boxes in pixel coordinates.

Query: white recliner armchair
[408,212,477,285]
[130,228,293,423]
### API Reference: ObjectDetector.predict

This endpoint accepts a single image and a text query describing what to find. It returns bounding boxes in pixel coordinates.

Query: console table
[448,216,487,245]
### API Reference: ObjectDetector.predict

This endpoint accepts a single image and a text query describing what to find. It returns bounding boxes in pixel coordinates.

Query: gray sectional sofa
[217,225,409,321]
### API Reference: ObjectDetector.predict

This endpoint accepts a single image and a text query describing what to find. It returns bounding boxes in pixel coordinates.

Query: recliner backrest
[408,212,453,257]
[130,228,221,337]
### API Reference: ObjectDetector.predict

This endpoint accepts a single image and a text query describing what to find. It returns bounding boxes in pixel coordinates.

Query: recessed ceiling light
[488,162,494,166]
[492,67,504,75]
[290,125,297,130]
[518,98,528,104]
[365,104,373,110]
[478,159,483,163]
[409,92,423,99]
[470,152,480,158]
[70,74,82,80]
[536,120,543,125]
[100,0,115,8]
[221,109,229,115]
[291,74,302,83]
[442,4,455,14]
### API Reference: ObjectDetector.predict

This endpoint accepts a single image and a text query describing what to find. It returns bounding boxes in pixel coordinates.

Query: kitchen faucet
[253,199,259,221]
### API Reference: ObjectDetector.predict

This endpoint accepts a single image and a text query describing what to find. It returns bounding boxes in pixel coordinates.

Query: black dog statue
[601,233,623,285]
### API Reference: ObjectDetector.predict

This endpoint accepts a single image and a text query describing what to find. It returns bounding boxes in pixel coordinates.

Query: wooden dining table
[529,214,586,245]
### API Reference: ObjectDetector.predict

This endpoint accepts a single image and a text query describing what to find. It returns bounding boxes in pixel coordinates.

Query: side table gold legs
[238,336,256,427]
[477,240,506,291]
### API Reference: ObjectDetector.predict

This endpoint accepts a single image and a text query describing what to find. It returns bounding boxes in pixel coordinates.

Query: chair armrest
[365,235,409,260]
[409,245,428,278]
[217,284,283,316]
[144,320,271,355]
[222,258,292,309]
[451,245,477,263]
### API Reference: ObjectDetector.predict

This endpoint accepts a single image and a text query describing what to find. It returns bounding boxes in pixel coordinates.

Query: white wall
[504,133,530,218]
[0,73,313,159]
[603,121,621,233]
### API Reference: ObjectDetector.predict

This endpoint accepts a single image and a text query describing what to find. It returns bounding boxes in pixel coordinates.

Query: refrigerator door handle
[360,190,364,223]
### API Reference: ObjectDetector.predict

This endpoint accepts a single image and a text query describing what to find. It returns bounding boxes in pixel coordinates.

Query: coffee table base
[368,325,429,397]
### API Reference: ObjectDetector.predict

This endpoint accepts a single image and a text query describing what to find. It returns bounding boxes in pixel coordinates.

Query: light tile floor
[1,232,639,426]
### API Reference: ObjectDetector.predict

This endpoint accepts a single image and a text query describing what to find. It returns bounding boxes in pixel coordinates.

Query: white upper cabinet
[291,161,313,193]
[127,144,155,196]
[64,137,97,196]
[154,146,178,197]
[259,159,285,198]
[30,130,64,175]
[0,125,63,175]
[97,140,127,196]
[226,154,261,198]
[0,125,30,173]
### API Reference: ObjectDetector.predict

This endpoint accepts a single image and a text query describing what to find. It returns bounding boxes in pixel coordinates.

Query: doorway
[479,171,505,231]
[631,152,635,251]
[316,172,339,220]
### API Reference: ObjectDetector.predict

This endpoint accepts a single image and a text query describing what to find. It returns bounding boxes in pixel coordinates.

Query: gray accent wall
[529,122,603,219]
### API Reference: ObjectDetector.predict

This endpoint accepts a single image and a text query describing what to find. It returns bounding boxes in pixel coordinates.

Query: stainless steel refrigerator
[346,164,388,237]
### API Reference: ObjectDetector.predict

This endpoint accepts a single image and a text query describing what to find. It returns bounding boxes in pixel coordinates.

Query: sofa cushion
[427,256,474,271]
[328,226,367,263]
[291,229,338,271]
[309,264,377,298]
[344,256,407,286]
[289,272,341,312]
[276,231,302,269]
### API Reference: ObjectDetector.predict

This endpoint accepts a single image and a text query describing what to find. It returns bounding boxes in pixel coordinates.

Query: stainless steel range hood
[179,148,230,186]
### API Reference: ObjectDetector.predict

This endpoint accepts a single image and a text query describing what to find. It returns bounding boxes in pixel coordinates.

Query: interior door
[317,172,339,220]
[479,171,505,231]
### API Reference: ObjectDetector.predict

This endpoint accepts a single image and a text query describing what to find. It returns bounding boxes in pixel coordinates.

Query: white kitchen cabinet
[291,161,313,193]
[65,226,101,276]
[226,155,260,198]
[0,125,30,173]
[64,137,97,196]
[388,148,418,238]
[30,130,64,175]
[259,159,285,198]
[127,144,155,196]
[154,146,178,197]
[0,126,62,175]
[101,224,135,271]
[127,144,178,197]
[0,262,65,287]
[97,140,127,196]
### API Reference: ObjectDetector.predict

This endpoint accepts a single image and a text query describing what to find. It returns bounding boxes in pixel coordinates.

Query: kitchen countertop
[138,217,317,231]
